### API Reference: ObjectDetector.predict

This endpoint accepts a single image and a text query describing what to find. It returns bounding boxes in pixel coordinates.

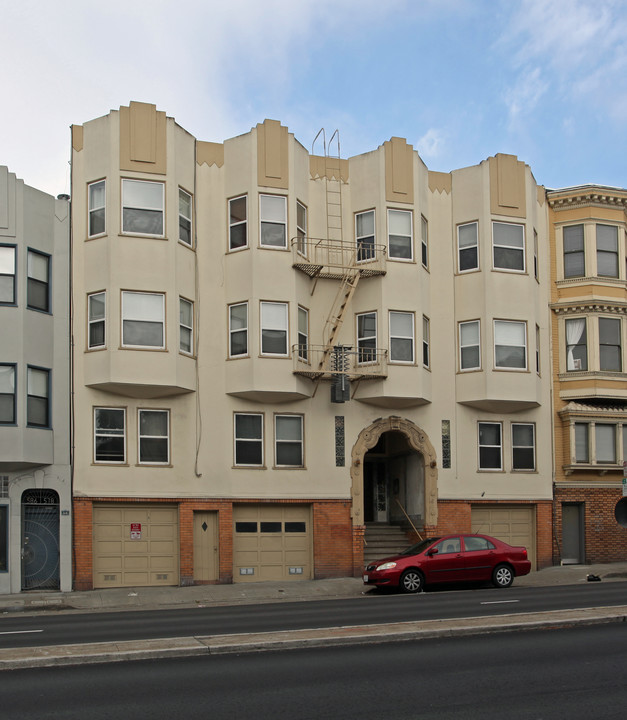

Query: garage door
[93,505,179,588]
[471,506,536,569]
[233,505,311,583]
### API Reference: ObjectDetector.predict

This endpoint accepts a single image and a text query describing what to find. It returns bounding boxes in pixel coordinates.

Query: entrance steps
[363,524,411,565]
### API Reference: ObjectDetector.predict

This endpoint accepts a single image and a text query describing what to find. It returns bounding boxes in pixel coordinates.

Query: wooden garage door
[471,506,536,569]
[93,505,179,588]
[233,505,311,583]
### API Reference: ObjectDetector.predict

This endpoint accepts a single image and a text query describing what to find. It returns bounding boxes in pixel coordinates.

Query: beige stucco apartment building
[548,185,627,563]
[70,102,553,590]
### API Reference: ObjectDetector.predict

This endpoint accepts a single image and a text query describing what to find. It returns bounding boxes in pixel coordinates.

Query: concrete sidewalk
[2,561,627,616]
[1,562,626,670]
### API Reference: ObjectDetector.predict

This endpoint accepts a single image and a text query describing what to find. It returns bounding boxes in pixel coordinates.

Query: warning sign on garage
[130,523,142,540]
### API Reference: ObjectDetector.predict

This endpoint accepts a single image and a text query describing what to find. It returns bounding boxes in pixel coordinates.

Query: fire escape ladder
[320,267,360,370]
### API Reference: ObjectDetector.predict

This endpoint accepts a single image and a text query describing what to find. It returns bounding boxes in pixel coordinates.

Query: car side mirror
[427,548,438,556]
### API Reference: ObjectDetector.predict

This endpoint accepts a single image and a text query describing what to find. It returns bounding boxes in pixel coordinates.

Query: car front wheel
[400,569,424,593]
[492,564,514,588]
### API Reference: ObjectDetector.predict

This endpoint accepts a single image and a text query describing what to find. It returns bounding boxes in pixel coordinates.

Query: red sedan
[363,533,531,593]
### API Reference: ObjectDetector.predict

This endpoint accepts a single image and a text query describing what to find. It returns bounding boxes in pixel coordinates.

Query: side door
[462,535,497,581]
[422,537,466,584]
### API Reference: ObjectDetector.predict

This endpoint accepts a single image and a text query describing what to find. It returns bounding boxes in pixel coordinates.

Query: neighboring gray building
[0,166,71,594]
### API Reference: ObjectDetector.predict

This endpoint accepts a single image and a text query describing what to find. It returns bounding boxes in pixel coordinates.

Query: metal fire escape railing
[292,130,387,385]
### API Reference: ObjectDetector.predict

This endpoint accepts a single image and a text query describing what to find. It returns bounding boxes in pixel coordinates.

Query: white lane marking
[480,600,520,605]
[0,629,44,635]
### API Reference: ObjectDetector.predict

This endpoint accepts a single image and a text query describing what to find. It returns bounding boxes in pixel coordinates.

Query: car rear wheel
[400,569,424,593]
[492,564,514,588]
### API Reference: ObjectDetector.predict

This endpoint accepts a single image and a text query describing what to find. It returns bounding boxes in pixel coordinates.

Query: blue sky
[2,0,626,196]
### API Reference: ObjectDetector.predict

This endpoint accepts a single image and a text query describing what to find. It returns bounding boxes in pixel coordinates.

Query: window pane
[460,321,479,345]
[388,210,411,236]
[28,252,48,282]
[575,423,589,462]
[236,414,262,439]
[235,441,262,465]
[0,276,14,304]
[123,208,163,235]
[230,304,247,330]
[89,293,105,321]
[596,424,616,463]
[230,331,247,356]
[28,279,48,312]
[494,222,524,248]
[391,338,413,361]
[0,246,14,274]
[230,197,247,224]
[95,436,125,463]
[261,195,286,223]
[139,438,168,463]
[390,312,413,336]
[458,223,478,249]
[597,224,617,251]
[124,180,163,209]
[123,320,163,347]
[28,368,48,397]
[180,299,192,326]
[461,346,480,369]
[95,408,124,432]
[276,415,302,441]
[123,292,163,321]
[140,410,168,436]
[27,396,48,426]
[276,443,302,466]
[262,330,287,354]
[356,211,374,237]
[262,302,287,329]
[479,423,501,445]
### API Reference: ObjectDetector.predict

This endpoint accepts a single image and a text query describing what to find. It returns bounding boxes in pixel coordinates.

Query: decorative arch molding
[350,415,438,527]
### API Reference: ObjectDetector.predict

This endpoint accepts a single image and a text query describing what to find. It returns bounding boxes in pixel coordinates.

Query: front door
[193,511,218,582]
[364,460,387,522]
[562,503,584,564]
[21,489,60,591]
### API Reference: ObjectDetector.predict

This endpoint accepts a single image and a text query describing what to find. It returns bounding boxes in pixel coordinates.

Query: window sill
[563,464,623,475]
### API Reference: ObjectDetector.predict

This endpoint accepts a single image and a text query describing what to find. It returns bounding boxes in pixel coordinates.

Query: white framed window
[563,224,585,278]
[138,409,169,465]
[260,301,288,356]
[573,421,624,465]
[0,245,16,305]
[494,320,527,369]
[27,366,50,428]
[297,201,307,256]
[389,311,414,363]
[260,194,287,248]
[421,215,428,268]
[387,209,412,260]
[0,364,16,425]
[565,317,587,371]
[122,291,165,349]
[275,414,304,467]
[94,407,126,464]
[357,311,377,364]
[356,210,375,262]
[512,423,535,471]
[179,188,192,246]
[298,306,309,362]
[478,422,502,470]
[599,317,622,372]
[122,179,164,237]
[458,222,478,272]
[229,195,247,251]
[88,292,106,349]
[88,180,106,237]
[234,412,263,466]
[422,316,430,368]
[493,222,525,272]
[27,249,50,313]
[179,297,193,355]
[229,302,248,357]
[597,224,618,278]
[459,320,480,371]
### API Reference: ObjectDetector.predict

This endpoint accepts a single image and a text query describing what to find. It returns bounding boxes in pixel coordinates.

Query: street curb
[2,606,626,670]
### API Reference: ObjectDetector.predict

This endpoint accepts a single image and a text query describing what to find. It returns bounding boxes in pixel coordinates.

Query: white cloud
[417,128,445,159]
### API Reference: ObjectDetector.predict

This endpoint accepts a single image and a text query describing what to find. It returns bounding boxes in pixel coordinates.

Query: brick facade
[553,487,627,564]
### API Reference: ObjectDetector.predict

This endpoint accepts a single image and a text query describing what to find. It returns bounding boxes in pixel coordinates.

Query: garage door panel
[233,505,312,583]
[94,505,179,589]
[471,506,535,569]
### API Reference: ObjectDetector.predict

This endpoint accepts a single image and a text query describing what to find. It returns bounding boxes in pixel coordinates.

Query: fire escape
[291,130,387,400]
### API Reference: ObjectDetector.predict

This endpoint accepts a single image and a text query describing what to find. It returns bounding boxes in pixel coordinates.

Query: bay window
[494,320,526,369]
[122,179,164,237]
[493,222,525,271]
[122,291,165,348]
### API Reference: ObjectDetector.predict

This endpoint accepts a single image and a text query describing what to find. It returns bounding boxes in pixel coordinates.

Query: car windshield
[399,537,440,556]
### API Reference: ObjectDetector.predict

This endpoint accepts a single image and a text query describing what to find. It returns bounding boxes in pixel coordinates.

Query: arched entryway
[21,489,60,591]
[350,417,438,572]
